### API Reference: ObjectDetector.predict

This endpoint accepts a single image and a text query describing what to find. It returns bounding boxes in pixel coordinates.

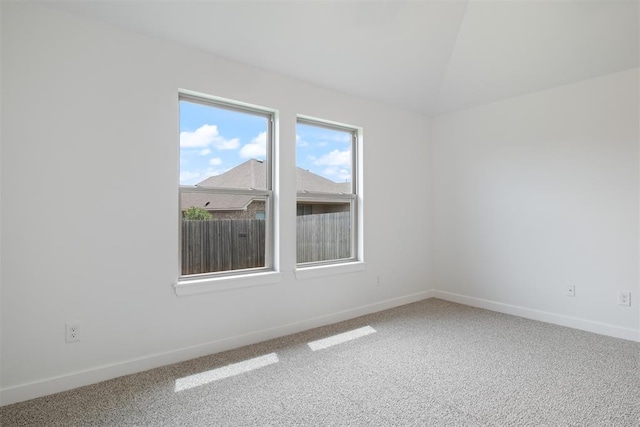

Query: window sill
[295,261,366,280]
[174,271,282,296]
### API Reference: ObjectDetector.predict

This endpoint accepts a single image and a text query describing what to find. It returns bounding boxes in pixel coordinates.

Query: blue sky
[296,123,352,183]
[179,100,352,186]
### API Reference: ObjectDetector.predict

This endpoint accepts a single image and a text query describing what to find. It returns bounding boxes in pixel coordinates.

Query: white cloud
[209,157,222,166]
[314,149,351,168]
[322,166,351,182]
[306,149,352,181]
[296,134,309,147]
[240,131,267,159]
[180,170,203,185]
[199,148,211,156]
[180,124,240,150]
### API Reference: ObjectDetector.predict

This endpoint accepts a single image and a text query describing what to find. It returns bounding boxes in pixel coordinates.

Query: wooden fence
[182,219,265,275]
[296,211,351,263]
[181,212,351,274]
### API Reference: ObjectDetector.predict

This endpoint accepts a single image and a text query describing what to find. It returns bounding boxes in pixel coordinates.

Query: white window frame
[295,116,363,273]
[175,91,280,295]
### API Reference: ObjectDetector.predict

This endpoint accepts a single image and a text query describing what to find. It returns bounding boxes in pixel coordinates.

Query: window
[296,118,359,265]
[179,93,274,279]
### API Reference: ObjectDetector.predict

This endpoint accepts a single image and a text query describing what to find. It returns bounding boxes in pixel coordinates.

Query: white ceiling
[43,0,639,115]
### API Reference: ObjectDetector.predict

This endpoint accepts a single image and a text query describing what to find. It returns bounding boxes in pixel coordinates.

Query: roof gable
[197,159,351,193]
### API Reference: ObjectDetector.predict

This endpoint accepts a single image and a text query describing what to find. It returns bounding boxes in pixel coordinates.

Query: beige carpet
[2,298,639,426]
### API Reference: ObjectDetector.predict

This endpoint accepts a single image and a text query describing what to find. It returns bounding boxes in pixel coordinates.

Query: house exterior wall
[209,201,266,220]
[297,202,350,216]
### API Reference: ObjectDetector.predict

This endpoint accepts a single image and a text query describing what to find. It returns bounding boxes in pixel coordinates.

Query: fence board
[296,211,351,263]
[181,212,350,275]
[181,219,266,275]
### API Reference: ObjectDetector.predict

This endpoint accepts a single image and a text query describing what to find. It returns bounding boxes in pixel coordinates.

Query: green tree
[183,206,212,220]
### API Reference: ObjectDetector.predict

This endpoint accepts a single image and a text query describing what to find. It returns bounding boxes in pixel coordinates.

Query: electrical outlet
[376,276,381,287]
[618,291,631,307]
[566,284,575,297]
[66,321,81,343]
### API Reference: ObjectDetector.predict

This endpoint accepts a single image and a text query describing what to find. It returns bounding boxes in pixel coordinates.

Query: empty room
[1,0,639,425]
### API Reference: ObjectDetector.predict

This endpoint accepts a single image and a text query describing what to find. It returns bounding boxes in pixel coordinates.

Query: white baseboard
[0,290,432,406]
[432,290,640,342]
[9,289,632,407]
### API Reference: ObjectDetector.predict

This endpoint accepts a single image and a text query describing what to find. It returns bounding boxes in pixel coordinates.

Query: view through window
[179,94,273,278]
[296,119,358,264]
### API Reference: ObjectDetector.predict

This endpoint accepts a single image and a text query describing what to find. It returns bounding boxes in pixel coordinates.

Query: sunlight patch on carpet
[174,353,279,391]
[307,326,377,351]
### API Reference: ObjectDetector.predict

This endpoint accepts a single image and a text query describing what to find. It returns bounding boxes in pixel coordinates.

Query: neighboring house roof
[296,167,351,194]
[198,158,267,190]
[182,159,351,211]
[197,159,350,193]
[181,192,259,212]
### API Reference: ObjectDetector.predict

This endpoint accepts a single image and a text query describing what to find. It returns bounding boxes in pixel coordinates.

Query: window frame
[177,92,276,284]
[295,116,360,268]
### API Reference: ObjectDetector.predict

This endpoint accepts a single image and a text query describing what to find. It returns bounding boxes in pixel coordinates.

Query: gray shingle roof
[181,192,257,212]
[198,159,267,190]
[197,159,350,193]
[182,159,351,211]
[295,167,351,194]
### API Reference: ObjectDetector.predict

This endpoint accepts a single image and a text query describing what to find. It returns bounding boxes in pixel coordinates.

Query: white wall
[430,69,640,341]
[3,1,639,407]
[0,3,431,404]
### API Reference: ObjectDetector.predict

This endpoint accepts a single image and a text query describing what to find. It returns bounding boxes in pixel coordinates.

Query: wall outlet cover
[566,284,575,297]
[618,291,631,306]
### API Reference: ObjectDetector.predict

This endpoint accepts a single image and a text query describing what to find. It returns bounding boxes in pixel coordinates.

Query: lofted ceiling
[42,0,639,115]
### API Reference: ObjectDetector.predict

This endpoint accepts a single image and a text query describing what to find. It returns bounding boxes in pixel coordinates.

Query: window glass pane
[179,96,271,277]
[296,201,352,263]
[180,99,269,190]
[296,120,356,265]
[296,123,352,194]
[181,191,267,276]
